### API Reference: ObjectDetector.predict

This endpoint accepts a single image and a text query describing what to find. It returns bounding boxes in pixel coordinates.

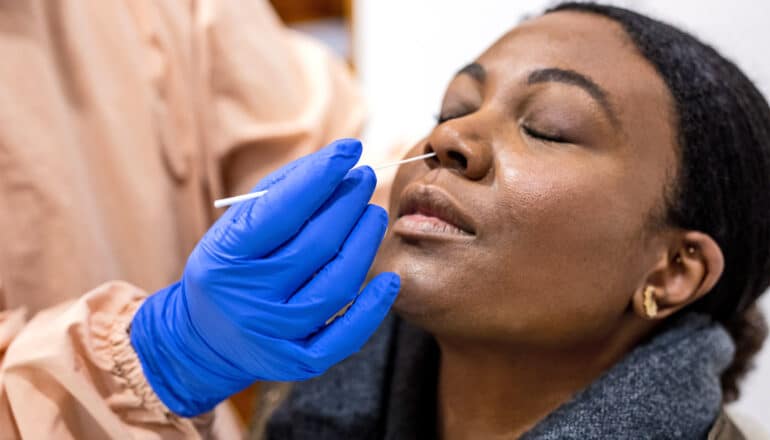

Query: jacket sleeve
[0,281,242,439]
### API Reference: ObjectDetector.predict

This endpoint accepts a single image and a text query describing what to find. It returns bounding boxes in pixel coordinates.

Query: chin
[372,238,461,331]
[391,281,446,323]
[373,207,503,334]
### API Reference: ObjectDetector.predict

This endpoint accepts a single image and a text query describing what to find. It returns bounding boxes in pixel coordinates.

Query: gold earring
[643,286,658,318]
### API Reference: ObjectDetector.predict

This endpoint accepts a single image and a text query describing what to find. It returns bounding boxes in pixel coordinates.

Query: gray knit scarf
[265,312,734,439]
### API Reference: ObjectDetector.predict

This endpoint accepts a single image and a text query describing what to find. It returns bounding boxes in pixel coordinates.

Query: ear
[632,231,724,320]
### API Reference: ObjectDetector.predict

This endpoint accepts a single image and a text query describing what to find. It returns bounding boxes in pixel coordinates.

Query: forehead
[483,12,637,73]
[478,11,676,152]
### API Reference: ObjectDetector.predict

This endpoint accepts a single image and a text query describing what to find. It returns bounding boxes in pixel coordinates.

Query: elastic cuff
[106,298,172,416]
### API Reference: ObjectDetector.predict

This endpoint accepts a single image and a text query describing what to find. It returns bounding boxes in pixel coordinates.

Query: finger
[303,272,401,369]
[206,138,363,259]
[238,274,399,381]
[235,203,388,339]
[286,204,389,325]
[264,166,377,293]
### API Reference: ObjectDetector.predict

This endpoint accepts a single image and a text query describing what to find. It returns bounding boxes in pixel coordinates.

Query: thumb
[206,139,363,259]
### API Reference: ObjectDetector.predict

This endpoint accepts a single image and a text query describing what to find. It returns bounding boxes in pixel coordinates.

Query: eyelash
[436,113,568,144]
[522,125,567,143]
[435,112,465,125]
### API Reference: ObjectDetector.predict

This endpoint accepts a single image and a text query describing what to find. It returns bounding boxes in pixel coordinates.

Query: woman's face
[372,11,679,347]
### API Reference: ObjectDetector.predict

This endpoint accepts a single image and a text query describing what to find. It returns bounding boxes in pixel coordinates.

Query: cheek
[501,159,637,256]
[484,155,651,340]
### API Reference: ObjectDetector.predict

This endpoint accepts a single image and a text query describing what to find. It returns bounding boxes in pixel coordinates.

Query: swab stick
[213,152,437,209]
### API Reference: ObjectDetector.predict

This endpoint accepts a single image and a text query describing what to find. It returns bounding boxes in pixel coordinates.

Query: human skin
[371,11,725,439]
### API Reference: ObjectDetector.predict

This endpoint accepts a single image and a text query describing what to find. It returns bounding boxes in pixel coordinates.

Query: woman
[265,3,770,439]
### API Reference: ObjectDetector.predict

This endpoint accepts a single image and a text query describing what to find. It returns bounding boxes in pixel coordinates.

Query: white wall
[354,0,770,422]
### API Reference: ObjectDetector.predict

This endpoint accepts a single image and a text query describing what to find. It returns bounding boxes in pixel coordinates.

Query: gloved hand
[129,139,400,417]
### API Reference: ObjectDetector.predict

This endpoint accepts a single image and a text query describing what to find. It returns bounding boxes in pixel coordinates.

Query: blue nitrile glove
[129,139,400,417]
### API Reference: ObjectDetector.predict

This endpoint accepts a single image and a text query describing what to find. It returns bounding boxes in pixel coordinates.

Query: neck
[435,320,646,440]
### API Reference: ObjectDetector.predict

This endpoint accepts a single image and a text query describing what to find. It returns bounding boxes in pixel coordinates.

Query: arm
[0,282,240,439]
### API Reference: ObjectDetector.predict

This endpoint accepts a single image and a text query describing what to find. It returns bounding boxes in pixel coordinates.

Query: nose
[424,120,493,181]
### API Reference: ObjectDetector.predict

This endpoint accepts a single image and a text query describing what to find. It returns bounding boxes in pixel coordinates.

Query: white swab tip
[213,190,268,208]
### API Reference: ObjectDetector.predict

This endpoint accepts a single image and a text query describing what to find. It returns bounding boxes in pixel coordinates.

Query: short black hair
[546,2,770,401]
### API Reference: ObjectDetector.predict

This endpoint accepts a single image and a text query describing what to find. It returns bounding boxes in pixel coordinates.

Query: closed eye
[522,124,568,143]
[435,111,469,125]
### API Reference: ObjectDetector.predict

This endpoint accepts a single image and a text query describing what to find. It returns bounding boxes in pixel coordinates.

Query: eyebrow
[455,63,619,127]
[528,68,619,127]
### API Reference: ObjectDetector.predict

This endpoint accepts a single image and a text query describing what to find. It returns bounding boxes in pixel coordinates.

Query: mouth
[393,184,476,240]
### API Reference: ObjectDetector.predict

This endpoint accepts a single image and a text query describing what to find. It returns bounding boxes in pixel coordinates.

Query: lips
[394,184,476,239]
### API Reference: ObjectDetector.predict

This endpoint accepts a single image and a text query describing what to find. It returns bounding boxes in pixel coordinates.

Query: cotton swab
[213,152,437,208]
[370,151,437,171]
[213,190,269,209]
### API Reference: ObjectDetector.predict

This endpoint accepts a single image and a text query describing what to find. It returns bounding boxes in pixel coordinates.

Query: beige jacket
[0,0,363,437]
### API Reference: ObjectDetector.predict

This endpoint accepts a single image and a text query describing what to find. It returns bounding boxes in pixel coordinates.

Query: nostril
[447,151,468,170]
[424,144,440,167]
